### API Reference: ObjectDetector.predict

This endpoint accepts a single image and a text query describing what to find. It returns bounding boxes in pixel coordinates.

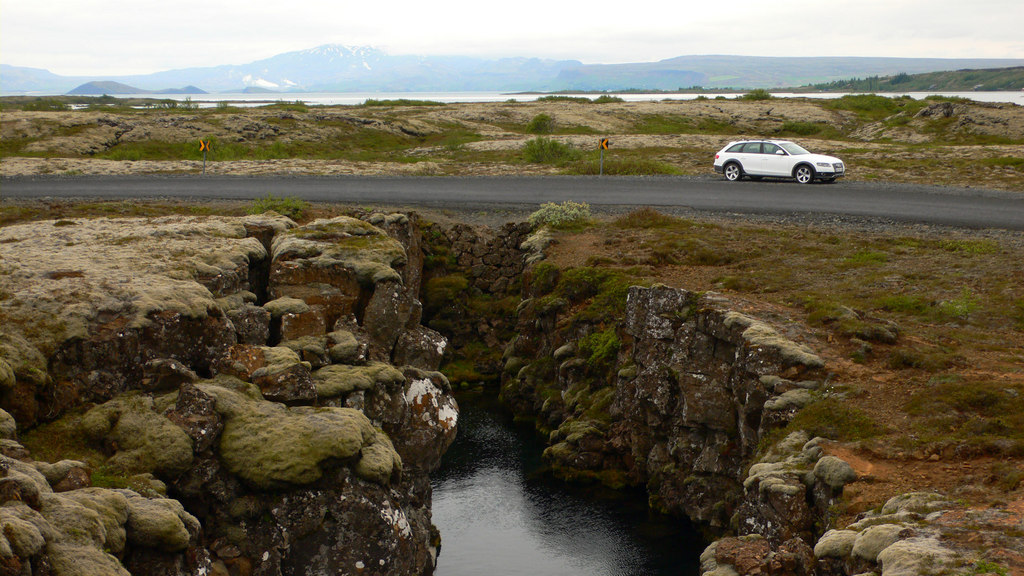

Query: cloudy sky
[2,0,1023,76]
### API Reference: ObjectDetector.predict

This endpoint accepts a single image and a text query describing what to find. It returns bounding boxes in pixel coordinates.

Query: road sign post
[598,138,610,176]
[199,140,210,174]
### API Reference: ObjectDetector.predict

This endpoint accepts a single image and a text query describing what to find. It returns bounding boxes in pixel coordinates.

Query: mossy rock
[327,330,361,364]
[0,408,16,439]
[0,504,47,558]
[263,296,310,318]
[46,542,131,576]
[119,490,197,552]
[199,383,401,488]
[273,216,406,286]
[80,392,194,477]
[60,488,130,555]
[724,312,824,369]
[312,362,406,398]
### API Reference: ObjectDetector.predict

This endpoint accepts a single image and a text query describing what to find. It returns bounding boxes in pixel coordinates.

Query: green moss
[578,327,621,371]
[80,393,194,477]
[199,383,401,487]
[312,361,405,398]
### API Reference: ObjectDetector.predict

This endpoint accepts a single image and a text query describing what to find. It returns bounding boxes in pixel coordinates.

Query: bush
[536,95,591,104]
[248,194,308,221]
[522,137,579,164]
[740,89,773,101]
[527,113,555,134]
[592,95,625,104]
[528,201,591,229]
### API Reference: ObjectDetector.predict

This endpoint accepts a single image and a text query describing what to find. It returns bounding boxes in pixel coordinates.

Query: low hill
[808,66,1024,92]
[67,81,208,95]
[67,81,143,95]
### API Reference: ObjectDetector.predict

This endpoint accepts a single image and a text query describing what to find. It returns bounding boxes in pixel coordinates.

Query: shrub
[527,113,555,134]
[528,201,591,229]
[522,137,580,164]
[592,95,624,104]
[740,89,773,101]
[536,95,591,104]
[248,194,308,221]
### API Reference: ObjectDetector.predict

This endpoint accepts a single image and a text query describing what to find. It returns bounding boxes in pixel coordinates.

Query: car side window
[762,143,781,155]
[741,142,762,153]
[726,143,745,153]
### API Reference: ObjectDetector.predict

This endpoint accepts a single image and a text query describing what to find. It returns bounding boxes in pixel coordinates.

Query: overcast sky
[3,0,1023,76]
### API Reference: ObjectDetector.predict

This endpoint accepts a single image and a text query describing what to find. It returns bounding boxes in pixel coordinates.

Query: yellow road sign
[599,138,610,150]
[199,140,210,152]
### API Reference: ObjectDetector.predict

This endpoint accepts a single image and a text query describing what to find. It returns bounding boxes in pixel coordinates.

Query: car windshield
[779,142,811,155]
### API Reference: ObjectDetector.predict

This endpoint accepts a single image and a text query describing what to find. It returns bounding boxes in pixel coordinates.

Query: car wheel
[794,165,814,184]
[724,163,742,181]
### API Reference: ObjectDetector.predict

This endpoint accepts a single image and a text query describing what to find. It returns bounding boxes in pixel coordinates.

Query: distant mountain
[4,46,1024,94]
[558,56,1024,90]
[67,80,207,95]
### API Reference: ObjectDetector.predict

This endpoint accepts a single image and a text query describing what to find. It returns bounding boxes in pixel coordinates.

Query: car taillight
[715,154,719,159]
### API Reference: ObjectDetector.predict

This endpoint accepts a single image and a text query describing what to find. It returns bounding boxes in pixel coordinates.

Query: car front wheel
[724,163,742,181]
[794,165,814,184]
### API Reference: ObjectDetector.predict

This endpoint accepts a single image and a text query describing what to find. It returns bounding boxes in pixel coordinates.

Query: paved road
[3,175,1023,230]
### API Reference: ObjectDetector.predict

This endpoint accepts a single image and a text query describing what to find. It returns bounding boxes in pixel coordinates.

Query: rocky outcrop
[0,212,457,575]
[502,282,827,527]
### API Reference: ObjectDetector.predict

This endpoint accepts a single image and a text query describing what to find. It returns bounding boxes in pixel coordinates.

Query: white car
[713,139,845,184]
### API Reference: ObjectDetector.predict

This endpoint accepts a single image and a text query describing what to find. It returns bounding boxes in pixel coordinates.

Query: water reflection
[431,392,703,576]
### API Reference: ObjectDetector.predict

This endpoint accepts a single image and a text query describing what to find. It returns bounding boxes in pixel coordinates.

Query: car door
[739,142,765,175]
[761,142,790,176]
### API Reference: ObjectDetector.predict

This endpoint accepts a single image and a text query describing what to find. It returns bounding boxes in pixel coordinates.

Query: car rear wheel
[724,163,742,181]
[794,165,814,184]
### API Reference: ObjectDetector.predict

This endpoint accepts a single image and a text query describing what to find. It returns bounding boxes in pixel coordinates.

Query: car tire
[724,163,742,181]
[794,165,814,184]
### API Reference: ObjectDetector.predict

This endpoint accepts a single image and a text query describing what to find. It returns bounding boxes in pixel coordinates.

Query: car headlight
[815,162,832,168]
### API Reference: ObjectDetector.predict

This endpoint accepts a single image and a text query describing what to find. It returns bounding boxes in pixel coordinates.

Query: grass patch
[568,156,681,176]
[905,379,1024,455]
[613,207,691,229]
[787,398,887,441]
[248,194,308,220]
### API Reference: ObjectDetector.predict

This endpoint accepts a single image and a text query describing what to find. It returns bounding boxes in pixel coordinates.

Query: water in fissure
[431,391,705,576]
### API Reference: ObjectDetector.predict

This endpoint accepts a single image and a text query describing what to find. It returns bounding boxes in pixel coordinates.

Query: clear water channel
[430,390,706,576]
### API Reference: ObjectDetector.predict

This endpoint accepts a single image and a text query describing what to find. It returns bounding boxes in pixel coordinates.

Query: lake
[430,391,705,576]
[8,90,1020,107]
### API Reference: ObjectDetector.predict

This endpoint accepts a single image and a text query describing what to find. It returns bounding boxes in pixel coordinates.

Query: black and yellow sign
[599,138,610,150]
[199,140,211,152]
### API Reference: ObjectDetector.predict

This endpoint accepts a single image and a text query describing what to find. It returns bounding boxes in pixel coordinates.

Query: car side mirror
[775,150,785,155]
